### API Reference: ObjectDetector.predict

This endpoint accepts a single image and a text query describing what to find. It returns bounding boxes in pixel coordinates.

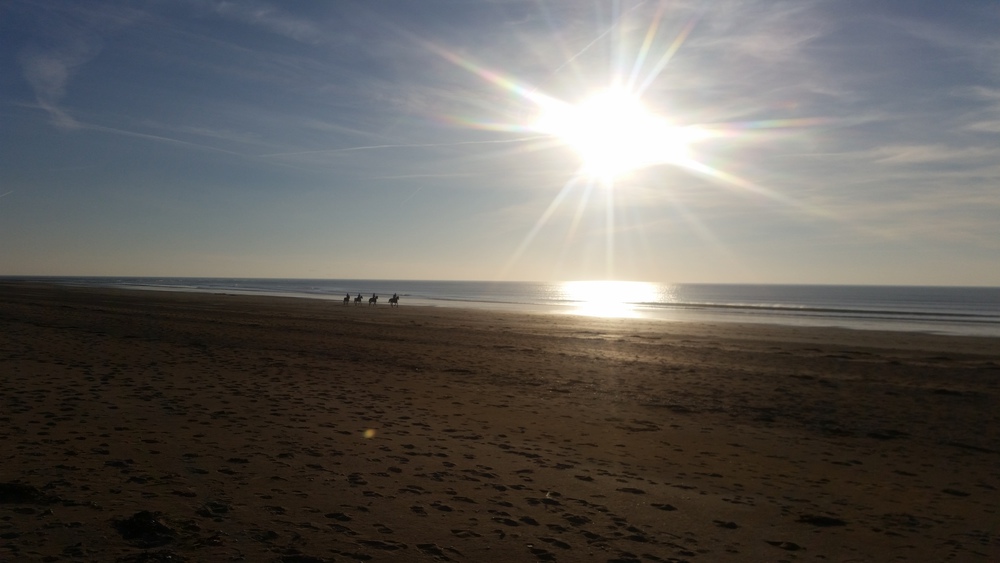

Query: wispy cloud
[259,135,548,158]
[965,120,1000,133]
[203,0,326,44]
[871,144,1000,164]
[14,2,146,128]
[80,123,247,157]
[958,86,1000,133]
[135,119,279,151]
[18,39,97,128]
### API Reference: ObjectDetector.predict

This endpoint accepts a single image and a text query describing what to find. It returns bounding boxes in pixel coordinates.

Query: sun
[533,87,697,182]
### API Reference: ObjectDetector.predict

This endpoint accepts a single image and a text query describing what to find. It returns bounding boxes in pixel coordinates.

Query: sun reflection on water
[560,280,660,318]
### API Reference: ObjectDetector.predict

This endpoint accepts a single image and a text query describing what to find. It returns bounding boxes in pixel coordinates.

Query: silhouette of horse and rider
[343,292,399,307]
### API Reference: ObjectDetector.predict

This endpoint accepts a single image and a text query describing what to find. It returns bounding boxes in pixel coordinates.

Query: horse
[354,295,363,306]
[388,295,399,307]
[368,295,378,307]
[343,295,350,305]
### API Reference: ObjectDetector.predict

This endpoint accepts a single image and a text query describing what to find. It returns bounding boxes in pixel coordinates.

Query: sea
[6,276,1000,337]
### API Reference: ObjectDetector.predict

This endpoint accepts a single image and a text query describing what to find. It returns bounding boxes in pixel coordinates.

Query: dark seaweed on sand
[0,482,60,505]
[113,511,177,548]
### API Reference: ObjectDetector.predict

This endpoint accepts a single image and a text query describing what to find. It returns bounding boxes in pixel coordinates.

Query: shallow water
[8,276,1000,337]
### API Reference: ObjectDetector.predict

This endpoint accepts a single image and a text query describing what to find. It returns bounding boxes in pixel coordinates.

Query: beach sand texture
[1,283,998,562]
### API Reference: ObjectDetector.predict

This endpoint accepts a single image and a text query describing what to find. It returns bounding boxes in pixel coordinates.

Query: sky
[2,0,999,285]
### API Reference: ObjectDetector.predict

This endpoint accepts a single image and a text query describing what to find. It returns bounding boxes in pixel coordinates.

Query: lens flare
[419,4,833,280]
[532,88,704,182]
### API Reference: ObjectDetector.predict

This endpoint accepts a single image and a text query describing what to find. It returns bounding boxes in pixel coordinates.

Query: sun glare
[533,88,698,182]
[561,280,659,318]
[429,8,823,283]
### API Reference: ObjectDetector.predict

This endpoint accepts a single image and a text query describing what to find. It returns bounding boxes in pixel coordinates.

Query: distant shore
[1,282,998,561]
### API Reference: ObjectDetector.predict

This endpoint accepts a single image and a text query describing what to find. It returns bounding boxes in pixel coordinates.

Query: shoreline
[6,277,1000,337]
[1,282,998,561]
[10,279,1000,346]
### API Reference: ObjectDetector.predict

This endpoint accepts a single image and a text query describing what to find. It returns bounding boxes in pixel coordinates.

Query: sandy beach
[1,282,998,562]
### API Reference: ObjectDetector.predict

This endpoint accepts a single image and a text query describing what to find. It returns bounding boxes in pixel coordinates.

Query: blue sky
[2,0,998,284]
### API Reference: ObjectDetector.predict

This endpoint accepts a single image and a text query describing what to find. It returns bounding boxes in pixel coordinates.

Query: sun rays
[422,2,834,287]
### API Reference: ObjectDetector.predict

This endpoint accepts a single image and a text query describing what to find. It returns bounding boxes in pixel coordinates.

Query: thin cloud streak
[258,136,550,158]
[552,1,649,74]
[204,0,328,44]
[81,123,247,157]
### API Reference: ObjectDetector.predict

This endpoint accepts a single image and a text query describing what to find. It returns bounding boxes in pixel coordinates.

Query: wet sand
[1,282,998,562]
